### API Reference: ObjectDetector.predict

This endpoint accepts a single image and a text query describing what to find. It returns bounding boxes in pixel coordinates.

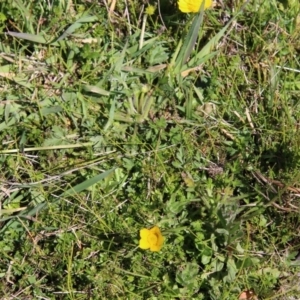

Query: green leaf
[56,14,98,41]
[0,168,116,222]
[176,262,199,286]
[174,4,205,73]
[225,258,237,282]
[56,22,83,41]
[82,85,110,96]
[6,31,47,43]
[62,168,117,197]
[40,105,63,116]
[176,6,246,78]
[181,10,243,74]
[201,247,213,265]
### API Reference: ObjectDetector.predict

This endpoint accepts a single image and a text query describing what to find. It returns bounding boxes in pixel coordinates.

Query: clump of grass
[0,0,300,298]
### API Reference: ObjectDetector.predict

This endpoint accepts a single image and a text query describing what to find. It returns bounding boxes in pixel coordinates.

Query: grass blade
[56,14,98,41]
[6,31,47,43]
[174,2,205,73]
[0,168,117,222]
[62,167,117,197]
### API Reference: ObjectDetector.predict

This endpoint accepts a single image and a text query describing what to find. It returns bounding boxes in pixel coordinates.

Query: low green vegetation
[0,0,300,299]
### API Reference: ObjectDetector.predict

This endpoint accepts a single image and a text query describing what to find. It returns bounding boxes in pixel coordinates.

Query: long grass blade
[174,1,205,73]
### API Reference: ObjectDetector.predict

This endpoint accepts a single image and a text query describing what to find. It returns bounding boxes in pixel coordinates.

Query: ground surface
[0,0,300,299]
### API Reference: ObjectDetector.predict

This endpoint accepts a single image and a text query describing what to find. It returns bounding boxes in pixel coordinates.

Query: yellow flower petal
[157,234,165,247]
[150,232,158,242]
[178,0,212,13]
[145,5,156,16]
[139,226,165,251]
[149,226,164,251]
[140,228,150,239]
[139,228,150,249]
[150,243,161,252]
[149,226,159,233]
[139,238,150,249]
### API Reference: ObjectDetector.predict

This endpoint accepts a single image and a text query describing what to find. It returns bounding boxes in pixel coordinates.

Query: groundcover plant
[0,0,300,299]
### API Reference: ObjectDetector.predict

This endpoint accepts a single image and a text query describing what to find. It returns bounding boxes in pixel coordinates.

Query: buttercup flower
[178,0,212,13]
[139,226,165,252]
[145,5,156,16]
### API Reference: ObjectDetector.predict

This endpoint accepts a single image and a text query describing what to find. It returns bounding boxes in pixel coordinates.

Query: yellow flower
[178,0,212,13]
[139,226,165,252]
[145,5,156,16]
